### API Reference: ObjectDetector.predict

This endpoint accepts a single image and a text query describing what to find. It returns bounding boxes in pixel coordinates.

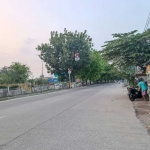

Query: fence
[0,83,82,98]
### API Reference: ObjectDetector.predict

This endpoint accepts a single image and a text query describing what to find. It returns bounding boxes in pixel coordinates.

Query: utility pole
[36,54,44,84]
[68,68,71,88]
[42,60,43,77]
[144,12,150,31]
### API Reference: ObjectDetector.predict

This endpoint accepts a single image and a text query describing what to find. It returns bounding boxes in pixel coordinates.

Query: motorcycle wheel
[129,95,135,101]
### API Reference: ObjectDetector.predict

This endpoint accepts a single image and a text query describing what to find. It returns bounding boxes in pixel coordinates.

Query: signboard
[54,73,58,78]
[75,52,80,61]
[68,68,71,74]
[48,78,58,84]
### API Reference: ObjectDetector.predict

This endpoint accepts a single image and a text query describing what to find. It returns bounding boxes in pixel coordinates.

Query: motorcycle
[127,87,142,101]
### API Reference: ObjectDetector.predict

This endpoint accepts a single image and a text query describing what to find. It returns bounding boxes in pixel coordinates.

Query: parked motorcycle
[127,87,142,101]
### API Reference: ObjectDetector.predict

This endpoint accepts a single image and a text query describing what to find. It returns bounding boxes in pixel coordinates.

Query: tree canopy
[0,62,31,84]
[101,29,150,71]
[36,29,93,78]
[77,50,121,83]
[77,50,104,81]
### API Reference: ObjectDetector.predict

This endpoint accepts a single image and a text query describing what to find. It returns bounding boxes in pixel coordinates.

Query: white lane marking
[0,116,5,119]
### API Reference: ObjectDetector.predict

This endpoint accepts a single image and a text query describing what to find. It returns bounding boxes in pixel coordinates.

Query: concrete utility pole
[41,60,43,77]
[36,54,44,78]
[68,68,71,88]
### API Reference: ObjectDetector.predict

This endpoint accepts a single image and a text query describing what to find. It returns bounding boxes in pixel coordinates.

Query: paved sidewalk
[1,84,150,150]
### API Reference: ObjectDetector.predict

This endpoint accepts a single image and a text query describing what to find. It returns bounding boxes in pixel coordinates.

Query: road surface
[0,83,150,150]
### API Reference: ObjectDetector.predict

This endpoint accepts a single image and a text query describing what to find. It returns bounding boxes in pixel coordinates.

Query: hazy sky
[0,0,150,77]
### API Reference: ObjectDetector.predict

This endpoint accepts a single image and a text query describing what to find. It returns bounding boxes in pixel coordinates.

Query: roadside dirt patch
[133,100,150,135]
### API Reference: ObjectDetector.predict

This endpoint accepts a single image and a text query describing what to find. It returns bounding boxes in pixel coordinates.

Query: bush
[9,85,19,89]
[0,85,7,89]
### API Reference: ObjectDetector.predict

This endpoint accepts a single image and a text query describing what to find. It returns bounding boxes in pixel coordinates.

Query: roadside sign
[68,68,71,74]
[75,52,80,61]
[48,78,58,84]
[54,73,58,78]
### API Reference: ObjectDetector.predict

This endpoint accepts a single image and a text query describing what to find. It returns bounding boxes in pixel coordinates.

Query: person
[138,78,148,101]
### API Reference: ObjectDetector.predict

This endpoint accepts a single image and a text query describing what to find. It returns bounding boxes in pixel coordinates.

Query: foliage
[0,85,7,89]
[9,85,19,89]
[101,29,150,84]
[101,29,150,71]
[117,66,136,87]
[0,85,19,89]
[10,62,31,83]
[77,50,104,81]
[0,67,12,84]
[77,51,121,82]
[0,62,31,84]
[34,78,48,85]
[36,29,93,80]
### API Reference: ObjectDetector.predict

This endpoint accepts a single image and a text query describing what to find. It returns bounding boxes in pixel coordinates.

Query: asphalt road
[0,83,150,150]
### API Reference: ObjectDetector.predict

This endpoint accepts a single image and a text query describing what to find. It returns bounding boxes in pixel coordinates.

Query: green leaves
[101,29,150,71]
[36,29,93,81]
[0,62,31,84]
[101,29,150,85]
[77,51,119,82]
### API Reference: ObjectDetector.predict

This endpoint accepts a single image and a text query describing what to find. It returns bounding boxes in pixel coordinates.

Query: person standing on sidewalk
[138,78,148,101]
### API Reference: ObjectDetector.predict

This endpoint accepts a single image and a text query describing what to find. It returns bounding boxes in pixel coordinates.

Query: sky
[0,0,150,78]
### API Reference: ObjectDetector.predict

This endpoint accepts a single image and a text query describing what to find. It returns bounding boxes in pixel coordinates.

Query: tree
[0,67,12,84]
[77,50,104,83]
[0,62,31,84]
[34,78,48,85]
[100,29,150,85]
[36,29,93,81]
[100,62,112,82]
[77,50,122,84]
[101,29,150,71]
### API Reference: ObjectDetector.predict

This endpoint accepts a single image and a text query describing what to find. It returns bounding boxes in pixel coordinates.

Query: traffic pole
[69,73,71,88]
[68,68,71,88]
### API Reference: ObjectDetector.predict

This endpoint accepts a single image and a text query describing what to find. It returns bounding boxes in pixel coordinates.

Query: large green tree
[36,29,93,81]
[77,51,121,83]
[77,50,104,82]
[0,62,31,84]
[0,67,12,84]
[101,29,150,71]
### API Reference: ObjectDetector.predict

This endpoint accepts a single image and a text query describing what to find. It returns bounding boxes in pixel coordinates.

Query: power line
[144,12,150,31]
